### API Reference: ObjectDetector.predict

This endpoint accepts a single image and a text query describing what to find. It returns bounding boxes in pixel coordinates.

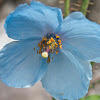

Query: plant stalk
[65,0,70,17]
[80,0,90,16]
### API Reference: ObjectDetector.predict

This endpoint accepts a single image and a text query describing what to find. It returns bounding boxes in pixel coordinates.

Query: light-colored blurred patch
[0,2,16,20]
[0,19,13,50]
[0,81,51,100]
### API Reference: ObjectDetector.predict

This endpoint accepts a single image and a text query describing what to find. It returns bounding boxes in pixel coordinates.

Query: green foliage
[90,62,95,67]
[65,0,70,17]
[52,97,56,100]
[52,95,100,100]
[80,95,100,100]
[80,0,90,16]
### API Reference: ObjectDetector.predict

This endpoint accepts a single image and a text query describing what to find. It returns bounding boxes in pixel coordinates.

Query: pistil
[37,34,62,63]
[42,47,50,58]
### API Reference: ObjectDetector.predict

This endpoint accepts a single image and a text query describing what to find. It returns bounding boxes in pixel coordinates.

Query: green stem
[80,0,90,16]
[65,0,70,17]
[90,62,95,67]
[52,97,56,100]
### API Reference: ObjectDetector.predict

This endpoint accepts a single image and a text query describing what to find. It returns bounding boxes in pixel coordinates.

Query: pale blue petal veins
[55,12,100,40]
[55,12,100,62]
[0,39,48,88]
[65,35,100,62]
[30,1,63,25]
[41,49,91,100]
[5,1,63,40]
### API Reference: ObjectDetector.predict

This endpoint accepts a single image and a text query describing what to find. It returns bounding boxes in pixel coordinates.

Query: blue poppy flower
[0,1,100,100]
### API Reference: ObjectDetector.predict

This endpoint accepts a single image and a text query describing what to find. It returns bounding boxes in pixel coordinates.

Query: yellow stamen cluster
[47,37,59,50]
[36,34,62,63]
[47,37,55,45]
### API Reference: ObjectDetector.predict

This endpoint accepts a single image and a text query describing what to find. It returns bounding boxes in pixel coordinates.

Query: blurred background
[0,0,100,100]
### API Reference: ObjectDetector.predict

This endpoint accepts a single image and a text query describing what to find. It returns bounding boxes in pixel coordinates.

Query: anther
[38,43,41,47]
[42,37,47,41]
[56,50,59,54]
[51,37,55,42]
[56,34,60,39]
[47,56,50,63]
[49,46,51,49]
[55,43,58,47]
[39,50,41,54]
[59,45,62,49]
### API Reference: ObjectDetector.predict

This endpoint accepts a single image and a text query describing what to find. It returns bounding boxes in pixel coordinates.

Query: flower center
[36,34,62,63]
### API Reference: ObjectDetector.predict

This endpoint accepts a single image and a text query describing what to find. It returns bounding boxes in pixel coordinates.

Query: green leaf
[80,97,85,100]
[86,95,100,100]
[80,95,100,100]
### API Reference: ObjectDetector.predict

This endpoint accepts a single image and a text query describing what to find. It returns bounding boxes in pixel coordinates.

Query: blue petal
[30,1,63,24]
[64,35,100,62]
[41,49,91,100]
[55,12,100,39]
[55,12,100,62]
[0,39,48,88]
[5,1,63,40]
